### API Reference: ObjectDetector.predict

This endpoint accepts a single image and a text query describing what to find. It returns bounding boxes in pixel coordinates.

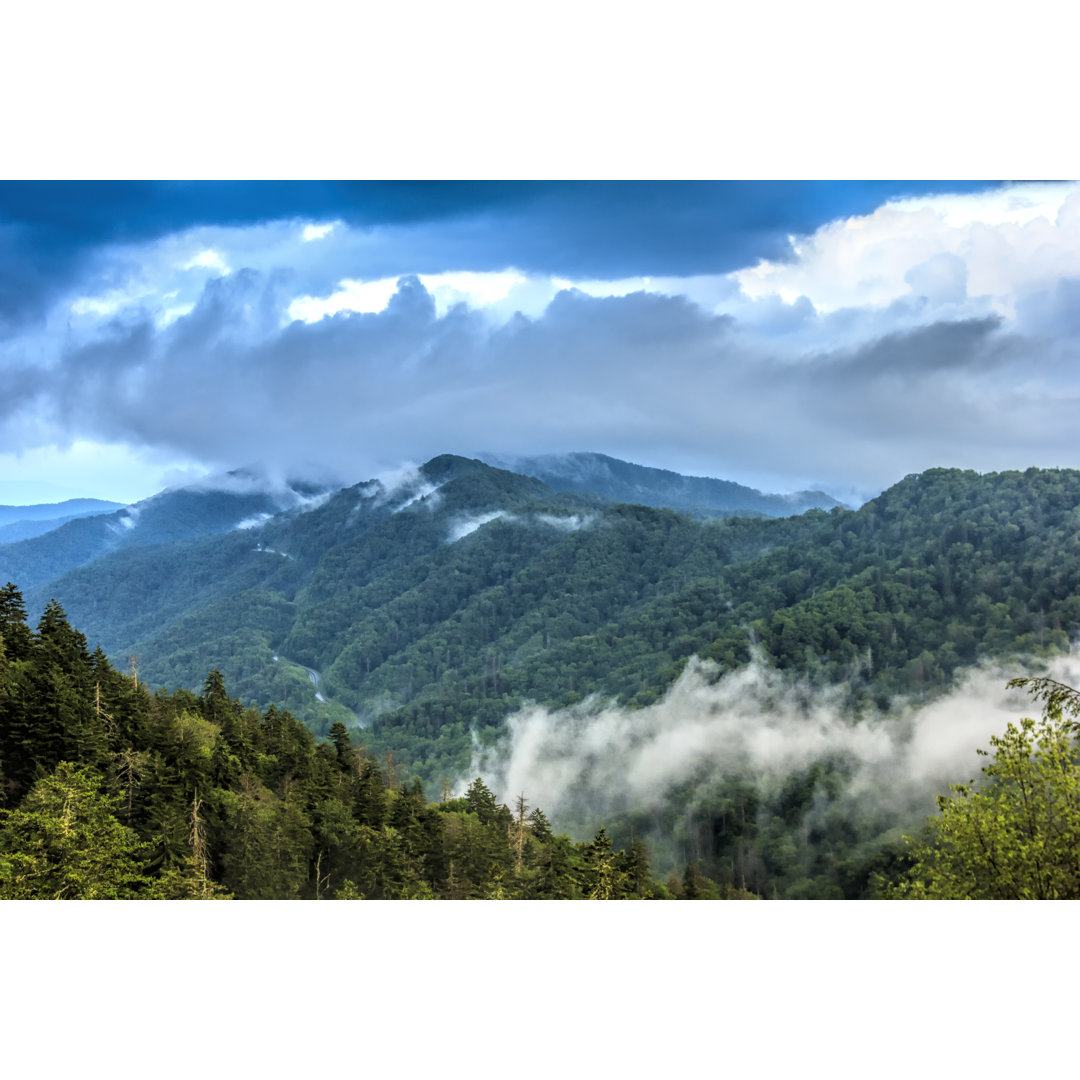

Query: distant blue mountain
[0,473,330,590]
[0,497,123,527]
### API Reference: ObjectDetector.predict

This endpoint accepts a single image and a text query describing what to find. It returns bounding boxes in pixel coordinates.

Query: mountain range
[0,455,841,592]
[0,473,332,591]
[5,451,839,741]
[0,498,123,544]
[4,452,1080,895]
[4,452,1075,764]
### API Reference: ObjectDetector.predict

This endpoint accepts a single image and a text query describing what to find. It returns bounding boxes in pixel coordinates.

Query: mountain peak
[419,454,494,484]
[479,451,844,517]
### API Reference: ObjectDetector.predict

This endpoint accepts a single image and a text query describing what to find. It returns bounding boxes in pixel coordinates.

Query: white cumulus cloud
[731,181,1080,320]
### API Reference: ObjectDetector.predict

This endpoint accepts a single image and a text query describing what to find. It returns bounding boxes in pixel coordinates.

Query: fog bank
[464,652,1080,829]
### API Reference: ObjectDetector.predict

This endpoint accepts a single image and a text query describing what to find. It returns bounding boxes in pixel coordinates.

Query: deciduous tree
[885,680,1080,899]
[0,762,150,899]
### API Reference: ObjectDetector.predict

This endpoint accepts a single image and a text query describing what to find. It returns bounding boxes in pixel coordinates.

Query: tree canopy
[883,679,1080,899]
[1,587,700,899]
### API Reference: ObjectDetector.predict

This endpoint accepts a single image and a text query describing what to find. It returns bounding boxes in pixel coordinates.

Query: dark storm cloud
[793,319,1018,446]
[23,270,1062,496]
[0,181,1000,332]
[820,317,1007,377]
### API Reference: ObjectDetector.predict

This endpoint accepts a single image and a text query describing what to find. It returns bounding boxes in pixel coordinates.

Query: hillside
[8,458,1080,896]
[23,457,592,728]
[17,460,1080,754]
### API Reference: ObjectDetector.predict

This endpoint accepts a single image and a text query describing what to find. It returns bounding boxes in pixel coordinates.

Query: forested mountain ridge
[481,451,845,517]
[21,456,600,730]
[14,460,1080,786]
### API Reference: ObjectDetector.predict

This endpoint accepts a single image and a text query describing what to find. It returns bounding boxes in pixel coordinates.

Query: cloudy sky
[2,178,1079,505]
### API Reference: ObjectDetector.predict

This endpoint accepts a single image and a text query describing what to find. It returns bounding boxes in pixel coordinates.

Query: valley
[5,452,1080,897]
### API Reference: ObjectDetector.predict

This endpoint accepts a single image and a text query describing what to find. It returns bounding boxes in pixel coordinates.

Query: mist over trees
[6,457,1080,897]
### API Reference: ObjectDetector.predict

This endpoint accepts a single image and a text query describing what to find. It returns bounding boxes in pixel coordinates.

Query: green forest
[1,584,747,899]
[24,460,1080,765]
[5,584,1080,899]
[6,458,1080,898]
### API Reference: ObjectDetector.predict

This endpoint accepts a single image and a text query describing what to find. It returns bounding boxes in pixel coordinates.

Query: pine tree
[0,583,33,661]
[528,806,553,842]
[683,862,705,900]
[622,837,653,897]
[328,721,354,770]
[202,669,260,772]
[17,600,104,781]
[532,834,577,898]
[260,704,316,796]
[220,775,313,899]
[582,827,628,899]
[353,755,387,828]
[465,777,499,825]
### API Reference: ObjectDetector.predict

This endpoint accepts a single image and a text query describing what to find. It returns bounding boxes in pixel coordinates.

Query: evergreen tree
[219,776,313,899]
[682,862,706,900]
[353,755,387,828]
[151,792,232,899]
[582,827,628,899]
[260,704,316,795]
[202,669,261,773]
[328,721,354,770]
[0,583,33,661]
[310,795,365,897]
[465,777,499,825]
[622,837,653,897]
[20,601,105,781]
[531,833,578,898]
[528,806,553,842]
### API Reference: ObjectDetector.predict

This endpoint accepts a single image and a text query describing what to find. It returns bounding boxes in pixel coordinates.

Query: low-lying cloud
[535,512,593,532]
[447,510,510,542]
[464,652,1080,831]
[235,512,272,530]
[344,465,448,520]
